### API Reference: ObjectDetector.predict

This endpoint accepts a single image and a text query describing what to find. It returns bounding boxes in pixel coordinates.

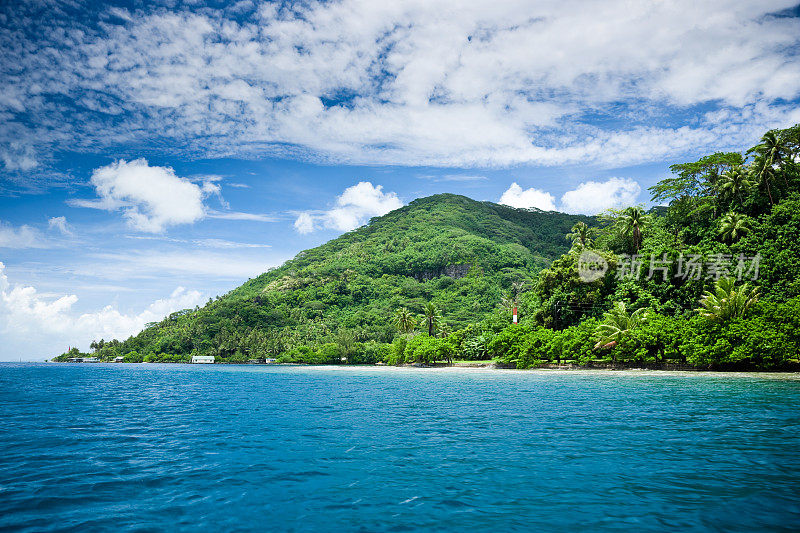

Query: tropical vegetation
[56,124,800,370]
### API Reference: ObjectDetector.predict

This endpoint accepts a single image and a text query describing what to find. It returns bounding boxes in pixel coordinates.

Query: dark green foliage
[477,124,800,370]
[403,335,454,365]
[740,195,800,299]
[54,125,800,370]
[55,194,589,363]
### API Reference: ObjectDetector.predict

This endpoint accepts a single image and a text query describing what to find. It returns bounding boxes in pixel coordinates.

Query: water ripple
[1,364,799,531]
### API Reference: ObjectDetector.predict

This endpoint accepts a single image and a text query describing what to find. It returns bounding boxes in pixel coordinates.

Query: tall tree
[619,207,648,252]
[717,165,752,207]
[566,221,593,248]
[421,303,442,337]
[747,129,792,203]
[649,152,744,205]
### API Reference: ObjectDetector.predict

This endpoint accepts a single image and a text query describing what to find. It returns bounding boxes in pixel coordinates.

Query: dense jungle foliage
[57,124,800,370]
[56,195,591,364]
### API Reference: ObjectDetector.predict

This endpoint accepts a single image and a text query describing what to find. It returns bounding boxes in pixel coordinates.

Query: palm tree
[594,302,650,351]
[749,155,777,205]
[718,212,751,243]
[498,281,527,322]
[394,307,416,334]
[421,302,442,337]
[698,277,759,323]
[748,130,790,203]
[717,165,752,206]
[499,293,515,315]
[511,280,527,298]
[438,323,452,338]
[566,221,593,248]
[619,207,648,252]
[752,130,788,184]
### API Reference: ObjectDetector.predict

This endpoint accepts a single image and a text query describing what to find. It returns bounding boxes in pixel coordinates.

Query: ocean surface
[1,364,799,532]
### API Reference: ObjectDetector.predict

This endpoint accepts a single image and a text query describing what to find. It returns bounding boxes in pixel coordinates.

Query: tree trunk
[766,178,774,205]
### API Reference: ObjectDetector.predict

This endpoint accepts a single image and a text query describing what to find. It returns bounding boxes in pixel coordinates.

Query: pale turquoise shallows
[1,364,799,531]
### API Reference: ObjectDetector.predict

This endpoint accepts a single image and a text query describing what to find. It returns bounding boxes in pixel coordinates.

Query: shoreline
[31,360,800,375]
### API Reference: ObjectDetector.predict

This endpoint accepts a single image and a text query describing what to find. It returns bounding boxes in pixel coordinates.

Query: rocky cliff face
[413,263,471,281]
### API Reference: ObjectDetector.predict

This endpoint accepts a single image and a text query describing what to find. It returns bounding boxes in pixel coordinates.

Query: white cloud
[192,238,270,249]
[500,177,642,214]
[1,1,799,170]
[294,212,315,234]
[0,221,47,248]
[206,210,277,222]
[498,182,557,211]
[73,158,210,232]
[0,142,37,171]
[0,261,204,360]
[419,174,488,182]
[48,216,72,236]
[294,181,403,233]
[560,178,642,215]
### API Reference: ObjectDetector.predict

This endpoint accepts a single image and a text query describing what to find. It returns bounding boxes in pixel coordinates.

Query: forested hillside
[56,195,590,363]
[492,124,800,370]
[57,124,800,370]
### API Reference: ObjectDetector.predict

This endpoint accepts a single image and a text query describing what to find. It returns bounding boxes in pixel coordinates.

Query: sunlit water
[1,363,799,531]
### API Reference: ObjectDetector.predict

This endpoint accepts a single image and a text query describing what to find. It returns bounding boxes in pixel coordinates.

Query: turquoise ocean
[1,363,799,531]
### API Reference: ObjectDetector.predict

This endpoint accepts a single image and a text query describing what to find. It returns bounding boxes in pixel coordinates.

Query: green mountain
[56,124,800,370]
[60,193,591,363]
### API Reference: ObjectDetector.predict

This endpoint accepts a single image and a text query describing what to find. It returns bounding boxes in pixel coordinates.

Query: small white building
[191,355,215,364]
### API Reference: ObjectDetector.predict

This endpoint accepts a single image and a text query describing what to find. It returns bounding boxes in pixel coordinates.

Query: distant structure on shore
[191,355,215,364]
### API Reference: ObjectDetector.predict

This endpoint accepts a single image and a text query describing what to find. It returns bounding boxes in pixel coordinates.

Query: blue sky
[1,0,799,360]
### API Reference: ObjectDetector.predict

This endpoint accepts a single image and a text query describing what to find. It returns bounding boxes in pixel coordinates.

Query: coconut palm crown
[421,302,442,337]
[394,307,417,334]
[718,212,752,243]
[619,207,649,252]
[717,165,753,206]
[698,277,759,323]
[566,221,594,249]
[594,301,650,349]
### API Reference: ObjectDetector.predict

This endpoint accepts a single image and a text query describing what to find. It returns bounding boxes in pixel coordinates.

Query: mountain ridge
[57,193,593,363]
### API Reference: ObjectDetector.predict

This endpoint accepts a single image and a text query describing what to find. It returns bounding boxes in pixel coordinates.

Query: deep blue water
[1,364,800,532]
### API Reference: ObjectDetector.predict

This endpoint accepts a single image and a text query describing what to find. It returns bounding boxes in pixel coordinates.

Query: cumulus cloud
[72,159,210,232]
[560,178,642,215]
[0,261,204,360]
[498,183,557,211]
[48,216,72,236]
[1,1,798,170]
[500,178,642,214]
[295,182,403,233]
